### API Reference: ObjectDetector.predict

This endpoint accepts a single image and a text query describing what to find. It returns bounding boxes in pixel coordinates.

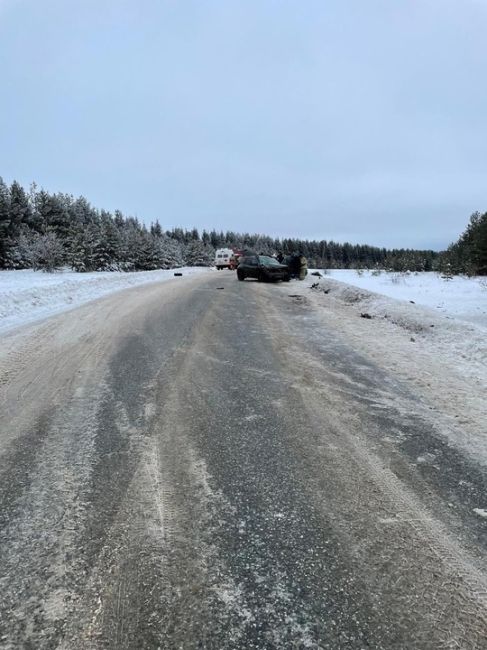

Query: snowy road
[0,272,486,649]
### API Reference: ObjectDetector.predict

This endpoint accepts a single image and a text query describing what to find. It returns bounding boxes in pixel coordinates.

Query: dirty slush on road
[0,273,486,649]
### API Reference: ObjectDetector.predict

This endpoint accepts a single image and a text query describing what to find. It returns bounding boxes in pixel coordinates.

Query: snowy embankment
[305,269,487,376]
[0,267,211,335]
[304,269,487,462]
[322,270,487,327]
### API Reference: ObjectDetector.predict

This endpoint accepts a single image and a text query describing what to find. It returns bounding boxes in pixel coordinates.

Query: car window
[244,256,258,266]
[258,255,281,266]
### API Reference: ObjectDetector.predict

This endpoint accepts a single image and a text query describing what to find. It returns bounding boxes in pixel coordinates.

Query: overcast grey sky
[1,0,486,249]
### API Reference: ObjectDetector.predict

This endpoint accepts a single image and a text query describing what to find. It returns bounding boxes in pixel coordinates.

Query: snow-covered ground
[302,269,487,463]
[1,267,485,336]
[304,270,487,380]
[317,270,487,327]
[0,267,211,335]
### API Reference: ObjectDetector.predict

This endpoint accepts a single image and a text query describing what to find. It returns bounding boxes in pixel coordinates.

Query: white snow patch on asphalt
[473,508,487,519]
[0,267,210,335]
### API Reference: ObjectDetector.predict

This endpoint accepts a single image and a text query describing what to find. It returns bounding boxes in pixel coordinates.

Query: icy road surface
[0,272,486,649]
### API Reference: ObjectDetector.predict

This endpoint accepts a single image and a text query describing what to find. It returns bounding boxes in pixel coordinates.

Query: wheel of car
[237,270,245,281]
[257,271,265,282]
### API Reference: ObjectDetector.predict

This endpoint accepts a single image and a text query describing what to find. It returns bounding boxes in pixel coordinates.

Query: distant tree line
[2,177,483,274]
[0,179,197,272]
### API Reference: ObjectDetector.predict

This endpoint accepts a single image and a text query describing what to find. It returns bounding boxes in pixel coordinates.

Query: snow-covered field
[0,267,210,335]
[318,270,487,327]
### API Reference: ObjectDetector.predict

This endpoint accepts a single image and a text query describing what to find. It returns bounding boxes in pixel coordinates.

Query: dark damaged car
[237,255,290,282]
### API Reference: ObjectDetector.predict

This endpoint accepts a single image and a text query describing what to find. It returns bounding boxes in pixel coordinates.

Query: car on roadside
[237,255,290,282]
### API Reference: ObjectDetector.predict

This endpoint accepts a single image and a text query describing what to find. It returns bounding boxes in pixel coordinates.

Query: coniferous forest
[0,177,485,274]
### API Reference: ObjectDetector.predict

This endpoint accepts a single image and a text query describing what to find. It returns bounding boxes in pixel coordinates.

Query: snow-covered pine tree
[0,177,11,268]
[184,240,214,266]
[136,230,160,270]
[68,223,98,272]
[157,235,184,268]
[150,220,163,238]
[34,190,71,239]
[1,181,33,268]
[89,212,123,270]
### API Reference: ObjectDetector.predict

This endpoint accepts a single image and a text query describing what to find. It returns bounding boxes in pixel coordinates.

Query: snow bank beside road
[303,271,487,462]
[319,270,487,327]
[305,272,487,379]
[0,267,210,335]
